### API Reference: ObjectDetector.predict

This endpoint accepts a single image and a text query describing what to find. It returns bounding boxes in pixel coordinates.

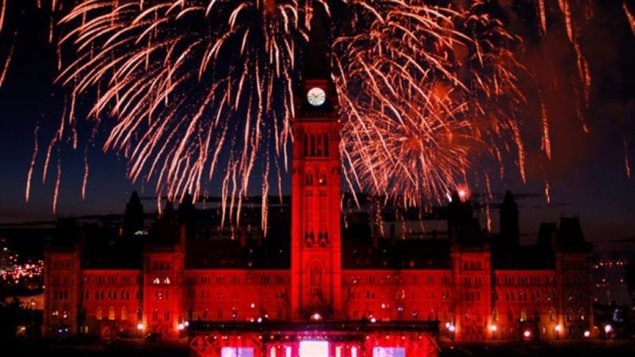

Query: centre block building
[43,13,593,357]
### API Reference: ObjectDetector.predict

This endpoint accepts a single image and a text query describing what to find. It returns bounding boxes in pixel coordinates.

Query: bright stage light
[299,341,329,357]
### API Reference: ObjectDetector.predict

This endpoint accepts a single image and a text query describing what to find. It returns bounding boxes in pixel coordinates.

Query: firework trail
[625,1,635,36]
[0,0,61,87]
[49,0,307,229]
[33,0,527,222]
[24,0,630,225]
[0,0,6,33]
[0,32,13,86]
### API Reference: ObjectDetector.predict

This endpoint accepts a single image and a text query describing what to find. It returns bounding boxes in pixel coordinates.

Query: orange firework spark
[624,137,632,179]
[0,0,6,33]
[539,95,551,160]
[25,125,40,203]
[0,33,13,86]
[537,0,547,35]
[543,175,551,205]
[624,1,635,36]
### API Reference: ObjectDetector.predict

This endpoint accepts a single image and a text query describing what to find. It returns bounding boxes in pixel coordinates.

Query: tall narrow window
[316,134,323,156]
[310,135,316,156]
[318,171,327,185]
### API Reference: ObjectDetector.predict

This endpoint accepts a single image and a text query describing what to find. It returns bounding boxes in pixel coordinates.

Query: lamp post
[136,323,144,338]
[490,324,497,340]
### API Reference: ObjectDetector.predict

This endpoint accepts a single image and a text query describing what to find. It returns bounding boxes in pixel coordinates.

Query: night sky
[0,1,634,255]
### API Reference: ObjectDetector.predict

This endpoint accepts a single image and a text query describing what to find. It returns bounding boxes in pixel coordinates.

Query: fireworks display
[0,1,628,227]
[335,1,525,207]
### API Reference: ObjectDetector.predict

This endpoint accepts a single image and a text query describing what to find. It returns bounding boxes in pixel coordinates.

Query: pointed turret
[500,190,519,248]
[123,191,144,237]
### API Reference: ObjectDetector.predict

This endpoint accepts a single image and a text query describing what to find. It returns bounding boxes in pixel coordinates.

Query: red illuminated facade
[43,12,594,357]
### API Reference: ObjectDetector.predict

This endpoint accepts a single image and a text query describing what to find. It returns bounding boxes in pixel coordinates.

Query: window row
[494,290,556,302]
[186,276,286,285]
[95,306,135,321]
[52,290,69,301]
[51,259,72,269]
[348,275,451,285]
[348,290,450,300]
[496,275,555,286]
[303,133,330,157]
[87,290,138,301]
[84,275,136,285]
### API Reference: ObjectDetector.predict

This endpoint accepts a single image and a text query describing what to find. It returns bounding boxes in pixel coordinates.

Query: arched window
[492,308,498,322]
[164,277,171,284]
[578,308,585,321]
[318,171,327,185]
[566,308,573,322]
[310,264,323,286]
[108,306,116,320]
[306,171,313,185]
[520,308,527,322]
[96,307,102,321]
[548,309,556,321]
[121,306,128,321]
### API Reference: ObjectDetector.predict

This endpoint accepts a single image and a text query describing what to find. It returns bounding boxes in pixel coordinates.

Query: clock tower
[290,9,342,320]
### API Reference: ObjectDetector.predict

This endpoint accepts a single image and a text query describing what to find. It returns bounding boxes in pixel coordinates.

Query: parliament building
[43,14,594,357]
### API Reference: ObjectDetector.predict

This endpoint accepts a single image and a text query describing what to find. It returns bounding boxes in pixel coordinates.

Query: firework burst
[23,0,631,227]
[51,0,311,226]
[35,0,528,224]
[334,0,525,207]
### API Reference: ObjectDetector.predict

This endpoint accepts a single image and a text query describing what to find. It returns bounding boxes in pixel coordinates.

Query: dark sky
[0,1,633,255]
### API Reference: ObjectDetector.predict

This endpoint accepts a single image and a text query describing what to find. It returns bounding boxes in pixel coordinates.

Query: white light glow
[372,347,406,357]
[221,347,254,357]
[299,341,329,357]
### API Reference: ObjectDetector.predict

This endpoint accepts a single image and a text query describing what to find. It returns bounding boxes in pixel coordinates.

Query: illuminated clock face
[307,87,326,106]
